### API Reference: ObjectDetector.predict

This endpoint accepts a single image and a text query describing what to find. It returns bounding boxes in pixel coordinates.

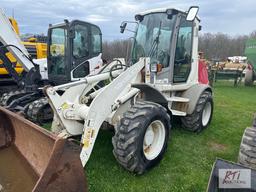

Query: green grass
[46,81,256,191]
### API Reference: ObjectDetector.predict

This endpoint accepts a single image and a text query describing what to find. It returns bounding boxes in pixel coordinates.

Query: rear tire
[112,101,170,174]
[244,70,254,86]
[181,91,213,132]
[238,127,256,169]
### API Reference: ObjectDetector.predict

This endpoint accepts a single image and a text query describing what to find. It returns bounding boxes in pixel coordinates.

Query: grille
[24,44,37,59]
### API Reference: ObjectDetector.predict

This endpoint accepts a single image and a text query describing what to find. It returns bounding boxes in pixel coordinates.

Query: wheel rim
[202,102,212,126]
[143,120,166,160]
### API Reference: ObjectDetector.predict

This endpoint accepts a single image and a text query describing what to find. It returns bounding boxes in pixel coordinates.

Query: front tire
[181,91,213,132]
[112,101,170,174]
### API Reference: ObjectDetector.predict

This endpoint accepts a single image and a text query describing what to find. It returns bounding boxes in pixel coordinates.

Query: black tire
[238,127,256,169]
[0,90,25,106]
[112,101,170,174]
[181,91,213,132]
[25,97,53,125]
[244,70,254,86]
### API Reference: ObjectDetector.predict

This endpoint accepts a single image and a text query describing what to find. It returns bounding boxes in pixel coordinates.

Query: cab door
[70,21,91,79]
[47,26,68,85]
[70,22,102,80]
[173,16,193,83]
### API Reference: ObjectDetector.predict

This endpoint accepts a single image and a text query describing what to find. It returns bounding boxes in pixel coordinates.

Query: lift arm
[45,58,147,166]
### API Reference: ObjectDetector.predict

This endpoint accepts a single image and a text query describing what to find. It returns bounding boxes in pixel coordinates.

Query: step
[166,96,189,103]
[170,109,186,116]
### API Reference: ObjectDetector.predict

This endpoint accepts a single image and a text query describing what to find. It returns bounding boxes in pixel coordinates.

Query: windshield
[49,27,67,76]
[132,13,176,68]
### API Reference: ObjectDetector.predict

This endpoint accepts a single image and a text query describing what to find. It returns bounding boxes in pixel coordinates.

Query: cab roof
[136,7,200,21]
[137,7,184,16]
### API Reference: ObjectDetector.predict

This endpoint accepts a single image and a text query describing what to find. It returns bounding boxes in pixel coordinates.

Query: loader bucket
[207,159,256,192]
[0,106,87,192]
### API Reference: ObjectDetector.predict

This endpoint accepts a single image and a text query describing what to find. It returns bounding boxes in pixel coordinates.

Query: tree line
[102,31,256,61]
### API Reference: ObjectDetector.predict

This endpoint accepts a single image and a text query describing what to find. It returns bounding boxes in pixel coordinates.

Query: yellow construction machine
[0,17,47,92]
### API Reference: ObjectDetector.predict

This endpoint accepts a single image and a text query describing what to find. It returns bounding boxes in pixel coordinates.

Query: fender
[132,83,168,105]
[181,84,212,114]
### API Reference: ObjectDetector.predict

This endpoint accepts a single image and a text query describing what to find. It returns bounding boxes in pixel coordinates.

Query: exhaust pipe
[0,106,88,192]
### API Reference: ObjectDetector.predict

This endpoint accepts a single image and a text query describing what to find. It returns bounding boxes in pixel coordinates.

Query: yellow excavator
[0,17,47,93]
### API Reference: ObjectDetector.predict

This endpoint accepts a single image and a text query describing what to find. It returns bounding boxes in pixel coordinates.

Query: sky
[1,0,256,40]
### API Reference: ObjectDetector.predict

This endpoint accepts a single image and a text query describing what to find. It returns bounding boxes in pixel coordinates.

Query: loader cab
[122,7,200,87]
[47,20,102,85]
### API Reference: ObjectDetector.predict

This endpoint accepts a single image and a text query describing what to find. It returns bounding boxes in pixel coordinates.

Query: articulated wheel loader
[0,9,103,124]
[42,6,212,174]
[0,6,212,191]
[0,17,47,95]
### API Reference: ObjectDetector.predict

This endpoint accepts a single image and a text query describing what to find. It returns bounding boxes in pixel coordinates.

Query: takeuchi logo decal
[219,169,251,189]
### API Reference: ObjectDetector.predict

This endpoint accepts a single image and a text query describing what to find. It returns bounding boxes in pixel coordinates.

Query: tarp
[245,39,256,69]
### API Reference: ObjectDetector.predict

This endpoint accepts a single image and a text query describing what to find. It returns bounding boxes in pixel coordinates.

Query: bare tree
[102,31,256,61]
[102,40,132,61]
[199,33,250,60]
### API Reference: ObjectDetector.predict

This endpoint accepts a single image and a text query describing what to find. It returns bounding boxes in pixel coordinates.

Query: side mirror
[120,22,127,33]
[186,6,199,21]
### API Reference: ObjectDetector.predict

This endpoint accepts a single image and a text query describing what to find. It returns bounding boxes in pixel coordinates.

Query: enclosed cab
[133,8,199,85]
[47,20,103,85]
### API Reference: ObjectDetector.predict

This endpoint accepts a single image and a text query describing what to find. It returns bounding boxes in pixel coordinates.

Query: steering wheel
[175,51,190,65]
[158,50,170,68]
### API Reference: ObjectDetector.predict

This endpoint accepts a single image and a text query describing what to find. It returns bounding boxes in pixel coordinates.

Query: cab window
[73,24,89,58]
[49,27,67,75]
[173,17,193,83]
[73,62,89,78]
[91,26,102,55]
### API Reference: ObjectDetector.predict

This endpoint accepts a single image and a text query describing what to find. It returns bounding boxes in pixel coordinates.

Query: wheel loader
[42,6,212,173]
[0,17,47,94]
[0,9,103,124]
[0,6,213,191]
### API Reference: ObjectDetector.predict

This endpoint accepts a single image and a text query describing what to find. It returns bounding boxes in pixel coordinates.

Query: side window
[173,17,193,83]
[91,26,102,55]
[73,62,89,78]
[49,27,67,76]
[73,24,89,58]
